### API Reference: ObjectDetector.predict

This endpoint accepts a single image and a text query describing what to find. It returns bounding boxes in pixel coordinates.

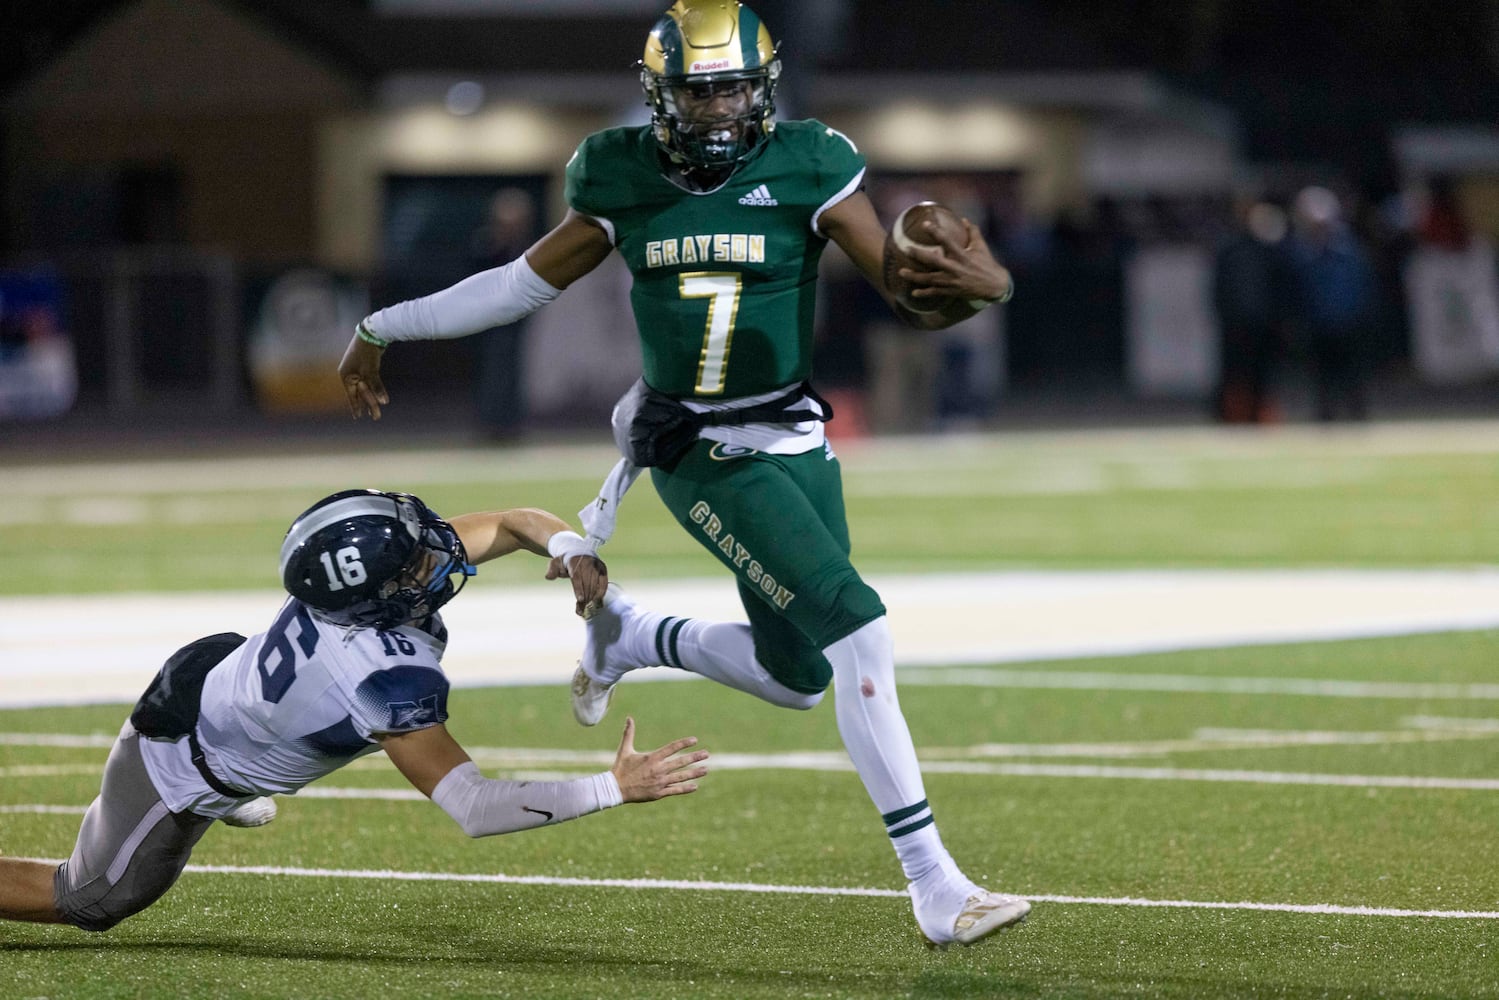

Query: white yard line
[915,762,1499,790]
[9,857,1498,920]
[0,805,87,814]
[10,748,1499,792]
[901,668,1499,699]
[3,569,1498,708]
[0,765,105,778]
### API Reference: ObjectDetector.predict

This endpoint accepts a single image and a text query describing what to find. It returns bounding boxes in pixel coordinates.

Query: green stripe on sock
[664,618,688,669]
[881,799,929,827]
[888,814,935,839]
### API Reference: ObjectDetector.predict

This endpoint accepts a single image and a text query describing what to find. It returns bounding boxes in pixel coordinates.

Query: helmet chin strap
[658,114,767,193]
[663,153,737,194]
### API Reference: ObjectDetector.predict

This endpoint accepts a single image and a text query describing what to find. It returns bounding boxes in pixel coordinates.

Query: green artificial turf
[3,423,1496,996]
[4,631,1498,999]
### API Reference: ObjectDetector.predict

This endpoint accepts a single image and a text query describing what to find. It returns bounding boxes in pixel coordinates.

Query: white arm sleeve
[362,255,561,343]
[429,761,623,838]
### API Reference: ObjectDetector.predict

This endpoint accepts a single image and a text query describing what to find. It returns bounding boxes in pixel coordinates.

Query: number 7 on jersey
[680,271,741,395]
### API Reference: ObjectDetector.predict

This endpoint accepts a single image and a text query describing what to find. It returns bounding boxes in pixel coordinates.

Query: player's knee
[825,616,896,687]
[62,901,134,932]
[775,687,825,711]
[56,864,165,933]
[803,578,885,650]
[750,658,827,710]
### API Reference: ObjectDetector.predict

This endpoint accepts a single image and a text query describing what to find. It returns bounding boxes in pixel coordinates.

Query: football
[882,201,968,314]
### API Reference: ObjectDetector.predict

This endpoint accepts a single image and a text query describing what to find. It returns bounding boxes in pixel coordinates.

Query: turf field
[2,422,1497,998]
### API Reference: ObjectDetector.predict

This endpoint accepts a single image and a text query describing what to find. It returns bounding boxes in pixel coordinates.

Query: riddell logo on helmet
[691,59,733,72]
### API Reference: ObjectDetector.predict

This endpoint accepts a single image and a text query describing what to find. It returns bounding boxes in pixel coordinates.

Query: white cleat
[571,584,632,726]
[570,664,616,727]
[927,890,1031,948]
[221,796,277,828]
[951,890,1031,945]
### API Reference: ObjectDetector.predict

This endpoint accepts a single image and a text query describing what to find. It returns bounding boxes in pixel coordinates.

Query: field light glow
[379,105,564,167]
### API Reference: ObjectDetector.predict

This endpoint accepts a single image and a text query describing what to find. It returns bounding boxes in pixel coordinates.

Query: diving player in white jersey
[0,489,708,932]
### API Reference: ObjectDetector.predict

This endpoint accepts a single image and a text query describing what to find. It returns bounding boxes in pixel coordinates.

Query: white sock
[625,608,822,711]
[824,617,967,887]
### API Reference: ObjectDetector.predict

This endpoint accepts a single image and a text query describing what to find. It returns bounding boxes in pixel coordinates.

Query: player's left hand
[546,553,609,617]
[898,219,1012,306]
[610,717,708,803]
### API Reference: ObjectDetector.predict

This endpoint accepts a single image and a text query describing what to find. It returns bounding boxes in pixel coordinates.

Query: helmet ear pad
[279,490,473,630]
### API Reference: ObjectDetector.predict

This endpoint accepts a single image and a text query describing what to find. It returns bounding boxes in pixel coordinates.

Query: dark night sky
[5,0,1497,183]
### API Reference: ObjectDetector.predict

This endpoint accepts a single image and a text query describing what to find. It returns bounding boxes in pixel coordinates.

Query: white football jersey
[139,598,450,819]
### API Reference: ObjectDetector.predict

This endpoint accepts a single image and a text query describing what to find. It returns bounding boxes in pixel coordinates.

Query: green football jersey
[566,120,866,399]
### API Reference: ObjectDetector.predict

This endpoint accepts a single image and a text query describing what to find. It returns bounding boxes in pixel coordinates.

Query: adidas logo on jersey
[738,184,779,207]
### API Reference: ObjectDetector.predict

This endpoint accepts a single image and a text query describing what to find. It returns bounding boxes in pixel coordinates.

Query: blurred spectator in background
[0,266,76,420]
[810,244,870,439]
[861,183,943,434]
[1211,197,1288,423]
[989,172,1054,273]
[1285,186,1376,422]
[1417,176,1472,252]
[929,177,1004,429]
[466,188,539,441]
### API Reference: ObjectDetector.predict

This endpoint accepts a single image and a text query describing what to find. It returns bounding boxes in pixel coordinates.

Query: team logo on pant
[708,443,757,461]
[688,500,795,609]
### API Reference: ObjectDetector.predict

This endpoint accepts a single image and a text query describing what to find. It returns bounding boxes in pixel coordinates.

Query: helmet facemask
[357,515,473,629]
[643,60,780,170]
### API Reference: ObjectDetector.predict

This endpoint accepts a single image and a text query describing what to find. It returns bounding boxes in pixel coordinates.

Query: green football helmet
[640,0,781,170]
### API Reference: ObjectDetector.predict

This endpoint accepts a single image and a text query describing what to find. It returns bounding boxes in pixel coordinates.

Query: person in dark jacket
[1285,187,1376,422]
[1212,198,1289,423]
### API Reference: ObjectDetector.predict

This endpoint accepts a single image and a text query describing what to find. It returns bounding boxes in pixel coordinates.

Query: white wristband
[546,530,594,570]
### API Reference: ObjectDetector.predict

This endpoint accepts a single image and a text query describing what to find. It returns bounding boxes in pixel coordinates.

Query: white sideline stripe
[1025,894,1499,920]
[7,724,1496,766]
[918,762,1499,789]
[0,733,115,748]
[0,765,103,778]
[14,857,1495,920]
[10,743,1499,790]
[296,787,424,801]
[6,569,1499,709]
[902,668,1499,700]
[0,805,88,814]
[1404,715,1499,731]
[950,727,1497,758]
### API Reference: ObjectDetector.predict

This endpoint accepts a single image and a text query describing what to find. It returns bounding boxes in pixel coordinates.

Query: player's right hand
[610,717,708,803]
[546,553,609,617]
[338,335,389,420]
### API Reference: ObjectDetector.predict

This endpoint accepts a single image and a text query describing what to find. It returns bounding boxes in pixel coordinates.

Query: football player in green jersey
[338,0,1028,948]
